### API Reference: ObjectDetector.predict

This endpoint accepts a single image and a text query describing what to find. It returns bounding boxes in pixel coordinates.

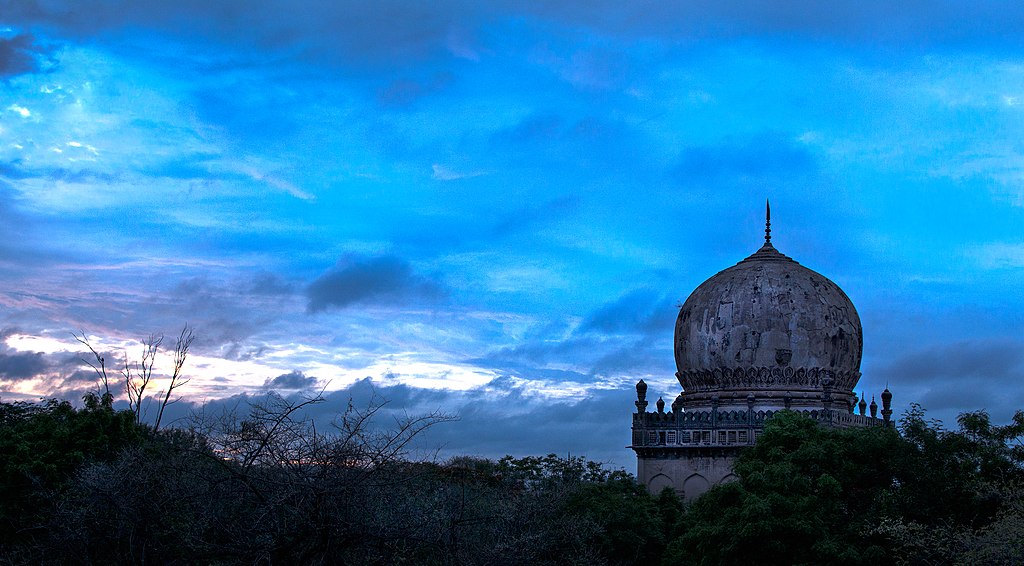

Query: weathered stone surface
[674,241,862,393]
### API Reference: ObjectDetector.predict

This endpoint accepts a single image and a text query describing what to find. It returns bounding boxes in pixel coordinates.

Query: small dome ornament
[881,387,893,424]
[635,380,649,413]
[671,394,684,413]
[869,396,878,418]
[858,394,867,416]
[656,397,666,413]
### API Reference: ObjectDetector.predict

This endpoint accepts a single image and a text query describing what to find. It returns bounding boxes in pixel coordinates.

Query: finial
[765,199,771,244]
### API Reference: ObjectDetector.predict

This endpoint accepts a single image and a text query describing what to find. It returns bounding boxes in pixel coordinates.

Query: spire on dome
[739,199,796,263]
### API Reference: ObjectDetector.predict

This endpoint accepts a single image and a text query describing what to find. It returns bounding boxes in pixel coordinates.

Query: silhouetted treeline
[0,393,1021,565]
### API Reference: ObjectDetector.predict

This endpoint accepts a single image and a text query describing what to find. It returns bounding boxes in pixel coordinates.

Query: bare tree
[154,326,194,431]
[73,330,113,408]
[74,325,194,428]
[122,333,161,423]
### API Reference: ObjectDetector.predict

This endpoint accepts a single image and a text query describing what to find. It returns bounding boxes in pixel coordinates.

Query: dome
[673,217,862,407]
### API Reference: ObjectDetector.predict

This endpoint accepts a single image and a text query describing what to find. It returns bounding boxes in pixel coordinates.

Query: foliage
[0,392,667,565]
[663,407,1024,566]
[3,389,1023,565]
[663,411,900,566]
[0,395,147,548]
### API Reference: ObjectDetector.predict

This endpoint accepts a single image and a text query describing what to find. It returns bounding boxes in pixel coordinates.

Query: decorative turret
[671,394,683,413]
[869,396,878,418]
[656,397,665,413]
[881,387,893,425]
[858,394,867,416]
[635,380,648,413]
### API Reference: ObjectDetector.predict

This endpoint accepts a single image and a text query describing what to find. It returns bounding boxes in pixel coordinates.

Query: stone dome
[673,232,862,407]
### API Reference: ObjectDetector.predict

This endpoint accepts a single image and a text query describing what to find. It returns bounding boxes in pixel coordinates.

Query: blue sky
[2,1,1024,466]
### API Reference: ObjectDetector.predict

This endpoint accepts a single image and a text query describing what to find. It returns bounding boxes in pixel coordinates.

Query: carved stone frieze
[676,365,860,393]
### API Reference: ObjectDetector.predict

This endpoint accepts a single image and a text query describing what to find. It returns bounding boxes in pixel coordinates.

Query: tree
[74,325,194,429]
[0,397,147,552]
[663,411,901,566]
[664,407,1024,566]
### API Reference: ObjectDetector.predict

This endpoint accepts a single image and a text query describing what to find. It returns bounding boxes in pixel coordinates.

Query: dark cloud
[579,288,676,335]
[136,155,224,180]
[525,1,1024,48]
[373,379,635,465]
[10,1,1024,74]
[675,133,817,184]
[0,349,49,380]
[491,196,579,238]
[0,160,31,180]
[488,114,654,176]
[261,370,319,390]
[590,337,667,376]
[0,330,88,384]
[156,277,279,347]
[0,160,119,184]
[378,72,454,107]
[248,272,295,296]
[173,377,638,466]
[481,334,671,381]
[6,1,477,67]
[877,339,1024,386]
[469,290,678,381]
[61,368,102,384]
[306,254,446,313]
[0,34,51,77]
[873,339,1024,424]
[487,335,604,369]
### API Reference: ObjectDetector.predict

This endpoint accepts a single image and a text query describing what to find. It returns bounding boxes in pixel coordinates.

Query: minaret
[881,388,893,426]
[635,380,648,413]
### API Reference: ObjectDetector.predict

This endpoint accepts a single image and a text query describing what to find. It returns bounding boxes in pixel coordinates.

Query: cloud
[490,196,579,237]
[261,370,319,390]
[379,72,453,106]
[306,254,446,312]
[674,133,818,184]
[231,164,314,201]
[0,159,119,184]
[248,272,295,295]
[0,34,51,77]
[431,164,487,181]
[877,339,1024,386]
[970,242,1024,269]
[578,288,676,335]
[174,377,639,465]
[7,104,31,118]
[0,349,49,380]
[874,339,1024,424]
[0,329,88,384]
[11,1,1024,72]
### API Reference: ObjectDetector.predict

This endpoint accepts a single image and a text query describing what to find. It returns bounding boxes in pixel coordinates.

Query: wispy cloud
[431,164,488,181]
[970,242,1024,269]
[6,104,31,118]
